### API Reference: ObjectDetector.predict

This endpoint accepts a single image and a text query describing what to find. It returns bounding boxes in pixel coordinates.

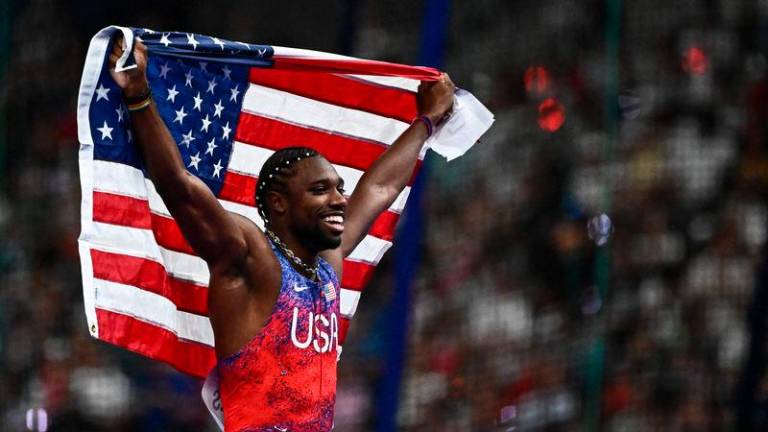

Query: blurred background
[2,0,768,430]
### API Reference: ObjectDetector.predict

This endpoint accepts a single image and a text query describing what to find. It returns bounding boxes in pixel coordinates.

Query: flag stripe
[92,249,209,315]
[242,84,410,146]
[340,260,377,291]
[85,221,211,285]
[235,113,387,170]
[248,69,417,123]
[340,288,361,318]
[342,74,420,92]
[234,113,423,181]
[96,308,216,378]
[94,278,214,345]
[269,53,441,82]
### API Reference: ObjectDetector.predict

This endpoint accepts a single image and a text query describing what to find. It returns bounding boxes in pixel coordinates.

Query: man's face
[284,156,347,251]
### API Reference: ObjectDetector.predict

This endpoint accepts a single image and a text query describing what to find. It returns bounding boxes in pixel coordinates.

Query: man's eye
[337,187,346,194]
[311,186,327,193]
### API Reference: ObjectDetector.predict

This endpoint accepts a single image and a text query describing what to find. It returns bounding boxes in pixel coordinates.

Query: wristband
[414,115,434,138]
[124,87,153,112]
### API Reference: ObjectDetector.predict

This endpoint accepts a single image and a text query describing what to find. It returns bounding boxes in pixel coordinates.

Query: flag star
[212,159,223,178]
[200,114,212,133]
[143,28,155,34]
[127,130,133,142]
[237,41,250,49]
[160,33,172,47]
[186,33,199,50]
[115,106,125,123]
[173,106,188,124]
[257,48,267,57]
[205,137,218,156]
[206,78,218,94]
[166,84,180,103]
[188,152,202,170]
[184,69,194,87]
[199,61,208,73]
[229,85,240,102]
[193,92,203,111]
[221,121,232,140]
[159,61,172,79]
[212,37,225,50]
[213,100,224,118]
[95,83,110,101]
[97,120,113,140]
[181,129,196,147]
[222,65,232,80]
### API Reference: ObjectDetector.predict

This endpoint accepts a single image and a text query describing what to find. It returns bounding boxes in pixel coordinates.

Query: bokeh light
[538,97,565,132]
[524,65,551,95]
[682,46,709,75]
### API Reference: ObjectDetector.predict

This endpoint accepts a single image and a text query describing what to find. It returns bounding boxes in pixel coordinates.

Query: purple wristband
[415,115,434,138]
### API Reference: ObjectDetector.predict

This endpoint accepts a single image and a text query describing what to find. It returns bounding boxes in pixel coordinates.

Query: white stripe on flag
[342,74,419,92]
[92,160,264,225]
[86,221,210,285]
[347,235,392,264]
[242,84,410,145]
[340,288,361,318]
[94,278,214,346]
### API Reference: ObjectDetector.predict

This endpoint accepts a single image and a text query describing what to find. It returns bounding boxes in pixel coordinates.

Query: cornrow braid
[256,146,320,225]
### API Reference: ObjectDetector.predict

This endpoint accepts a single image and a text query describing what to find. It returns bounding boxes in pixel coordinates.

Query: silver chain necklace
[265,229,319,281]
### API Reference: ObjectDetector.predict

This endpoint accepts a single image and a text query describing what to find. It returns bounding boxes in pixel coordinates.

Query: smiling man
[108,37,454,431]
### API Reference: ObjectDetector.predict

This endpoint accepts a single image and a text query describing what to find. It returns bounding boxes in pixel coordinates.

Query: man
[108,37,454,431]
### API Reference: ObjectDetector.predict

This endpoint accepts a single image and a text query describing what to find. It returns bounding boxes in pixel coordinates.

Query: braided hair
[256,146,320,226]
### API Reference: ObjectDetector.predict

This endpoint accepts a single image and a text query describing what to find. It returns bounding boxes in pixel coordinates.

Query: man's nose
[330,187,347,209]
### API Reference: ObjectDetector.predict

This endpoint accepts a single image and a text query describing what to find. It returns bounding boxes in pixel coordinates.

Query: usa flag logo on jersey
[322,282,337,301]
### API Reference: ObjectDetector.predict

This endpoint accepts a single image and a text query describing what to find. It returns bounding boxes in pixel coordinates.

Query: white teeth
[323,215,344,224]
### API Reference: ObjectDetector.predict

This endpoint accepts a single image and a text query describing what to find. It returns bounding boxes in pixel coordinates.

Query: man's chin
[307,229,342,252]
[318,235,342,251]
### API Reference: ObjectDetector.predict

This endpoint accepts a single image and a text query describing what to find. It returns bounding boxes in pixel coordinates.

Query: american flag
[77,26,440,378]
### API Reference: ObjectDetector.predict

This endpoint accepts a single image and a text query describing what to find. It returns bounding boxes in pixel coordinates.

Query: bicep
[162,171,248,266]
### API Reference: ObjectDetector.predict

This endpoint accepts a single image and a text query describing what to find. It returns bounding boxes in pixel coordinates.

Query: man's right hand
[108,36,149,98]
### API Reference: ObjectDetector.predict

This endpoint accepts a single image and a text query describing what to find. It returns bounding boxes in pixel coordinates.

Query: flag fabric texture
[77,26,441,378]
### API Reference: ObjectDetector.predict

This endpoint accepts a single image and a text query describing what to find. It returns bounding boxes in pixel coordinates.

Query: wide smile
[321,214,345,235]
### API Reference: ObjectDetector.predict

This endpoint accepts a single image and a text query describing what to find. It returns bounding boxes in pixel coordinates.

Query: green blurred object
[584,0,621,430]
[0,0,9,189]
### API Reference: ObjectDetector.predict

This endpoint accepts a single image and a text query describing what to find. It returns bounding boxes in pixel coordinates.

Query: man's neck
[267,225,318,267]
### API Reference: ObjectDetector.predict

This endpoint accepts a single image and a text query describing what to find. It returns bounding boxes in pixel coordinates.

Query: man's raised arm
[108,38,248,268]
[337,74,455,258]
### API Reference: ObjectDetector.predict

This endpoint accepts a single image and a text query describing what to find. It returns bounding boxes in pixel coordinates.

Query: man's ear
[267,191,287,216]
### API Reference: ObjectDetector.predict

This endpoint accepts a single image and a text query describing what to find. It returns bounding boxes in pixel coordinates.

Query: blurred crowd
[3,0,768,431]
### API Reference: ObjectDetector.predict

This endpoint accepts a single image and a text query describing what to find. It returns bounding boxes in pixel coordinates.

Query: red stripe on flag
[341,259,377,291]
[93,191,151,229]
[91,249,209,315]
[236,113,386,171]
[235,114,422,185]
[369,211,400,241]
[219,171,258,206]
[151,213,195,255]
[96,308,215,378]
[92,192,197,255]
[271,56,441,82]
[249,69,418,123]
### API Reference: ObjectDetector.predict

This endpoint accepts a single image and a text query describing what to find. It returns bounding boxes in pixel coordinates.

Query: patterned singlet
[218,240,340,432]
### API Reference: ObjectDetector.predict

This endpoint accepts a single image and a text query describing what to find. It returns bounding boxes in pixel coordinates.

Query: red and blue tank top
[218,240,340,431]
